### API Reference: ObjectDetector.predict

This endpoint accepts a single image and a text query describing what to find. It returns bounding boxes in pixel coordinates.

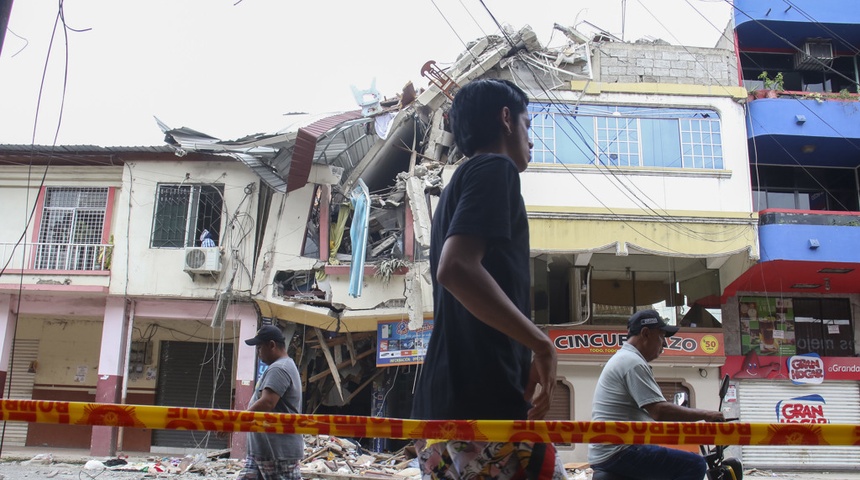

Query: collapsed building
[0,21,761,464]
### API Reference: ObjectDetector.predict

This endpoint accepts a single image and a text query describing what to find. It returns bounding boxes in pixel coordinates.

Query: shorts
[238,455,302,480]
[416,439,567,479]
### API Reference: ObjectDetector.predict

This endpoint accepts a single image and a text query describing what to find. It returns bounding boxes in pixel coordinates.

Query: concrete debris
[21,453,52,465]
[301,435,418,480]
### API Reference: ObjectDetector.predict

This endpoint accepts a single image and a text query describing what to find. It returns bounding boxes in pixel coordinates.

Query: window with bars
[151,184,223,248]
[35,187,109,270]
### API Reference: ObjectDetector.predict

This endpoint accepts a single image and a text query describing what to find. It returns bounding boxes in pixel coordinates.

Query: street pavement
[2,447,860,479]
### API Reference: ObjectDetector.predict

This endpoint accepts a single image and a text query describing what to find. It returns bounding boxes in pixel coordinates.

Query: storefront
[550,326,727,463]
[722,295,860,470]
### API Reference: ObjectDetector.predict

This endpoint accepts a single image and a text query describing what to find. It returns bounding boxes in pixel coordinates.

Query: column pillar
[90,297,128,456]
[0,294,19,395]
[231,304,258,459]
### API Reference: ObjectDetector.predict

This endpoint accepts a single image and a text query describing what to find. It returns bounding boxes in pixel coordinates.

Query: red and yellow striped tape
[1,400,857,446]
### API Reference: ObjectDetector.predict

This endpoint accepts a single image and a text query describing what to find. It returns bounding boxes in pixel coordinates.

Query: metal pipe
[116,299,135,454]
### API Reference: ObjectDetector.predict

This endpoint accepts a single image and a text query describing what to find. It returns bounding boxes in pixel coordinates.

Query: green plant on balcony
[375,257,409,286]
[808,92,824,103]
[837,88,854,100]
[755,71,784,98]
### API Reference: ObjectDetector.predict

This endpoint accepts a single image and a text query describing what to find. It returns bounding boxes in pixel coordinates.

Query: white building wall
[0,166,123,267]
[110,160,259,298]
[520,93,752,215]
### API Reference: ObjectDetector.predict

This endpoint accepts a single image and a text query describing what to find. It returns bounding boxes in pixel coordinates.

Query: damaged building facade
[1,21,759,464]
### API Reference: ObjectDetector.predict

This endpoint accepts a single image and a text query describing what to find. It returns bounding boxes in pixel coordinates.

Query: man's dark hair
[449,79,529,157]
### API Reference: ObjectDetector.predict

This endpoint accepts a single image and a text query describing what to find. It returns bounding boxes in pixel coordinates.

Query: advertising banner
[550,330,724,357]
[723,354,860,381]
[739,296,796,356]
[376,320,432,367]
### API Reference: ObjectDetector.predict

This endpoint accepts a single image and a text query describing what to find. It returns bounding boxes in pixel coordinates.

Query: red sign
[723,355,860,381]
[777,395,828,424]
[549,330,724,356]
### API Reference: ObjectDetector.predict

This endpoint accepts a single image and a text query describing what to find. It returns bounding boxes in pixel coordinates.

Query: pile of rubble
[300,435,596,480]
[301,435,419,479]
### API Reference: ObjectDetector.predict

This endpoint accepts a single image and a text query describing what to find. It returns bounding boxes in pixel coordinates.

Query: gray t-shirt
[248,356,304,461]
[588,342,666,465]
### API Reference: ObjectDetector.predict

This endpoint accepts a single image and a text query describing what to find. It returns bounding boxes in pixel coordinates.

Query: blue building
[723,0,860,470]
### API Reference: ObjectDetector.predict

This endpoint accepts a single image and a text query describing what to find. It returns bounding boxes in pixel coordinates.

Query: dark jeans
[592,444,707,480]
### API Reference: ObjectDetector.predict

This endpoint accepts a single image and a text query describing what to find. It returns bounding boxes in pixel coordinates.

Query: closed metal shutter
[1,340,38,447]
[738,380,860,470]
[152,341,233,449]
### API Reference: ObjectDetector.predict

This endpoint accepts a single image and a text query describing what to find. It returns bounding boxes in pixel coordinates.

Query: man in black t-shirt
[411,79,564,479]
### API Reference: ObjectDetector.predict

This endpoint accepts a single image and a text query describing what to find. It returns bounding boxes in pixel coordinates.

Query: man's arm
[437,234,557,420]
[247,387,281,412]
[642,401,725,422]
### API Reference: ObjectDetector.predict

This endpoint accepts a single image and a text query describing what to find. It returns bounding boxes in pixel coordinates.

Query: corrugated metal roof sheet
[0,144,222,166]
[290,110,363,192]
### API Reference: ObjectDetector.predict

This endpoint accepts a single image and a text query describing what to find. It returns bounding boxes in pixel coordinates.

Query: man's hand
[525,341,558,420]
[705,410,725,422]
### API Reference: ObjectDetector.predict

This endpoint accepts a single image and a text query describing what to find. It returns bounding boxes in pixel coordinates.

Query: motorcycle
[674,374,743,480]
[592,374,743,480]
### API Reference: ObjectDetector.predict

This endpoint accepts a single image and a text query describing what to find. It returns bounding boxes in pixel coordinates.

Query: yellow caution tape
[1,400,857,446]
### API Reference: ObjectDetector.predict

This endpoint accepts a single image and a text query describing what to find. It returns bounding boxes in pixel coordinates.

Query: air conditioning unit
[183,247,222,275]
[794,40,834,71]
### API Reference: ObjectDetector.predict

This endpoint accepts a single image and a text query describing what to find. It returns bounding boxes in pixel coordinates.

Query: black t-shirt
[411,154,532,420]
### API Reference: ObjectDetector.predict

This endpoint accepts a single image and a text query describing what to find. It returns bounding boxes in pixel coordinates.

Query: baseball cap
[244,325,286,346]
[628,309,680,336]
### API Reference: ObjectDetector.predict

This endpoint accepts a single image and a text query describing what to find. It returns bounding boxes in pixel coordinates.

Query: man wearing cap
[239,325,303,480]
[588,309,724,480]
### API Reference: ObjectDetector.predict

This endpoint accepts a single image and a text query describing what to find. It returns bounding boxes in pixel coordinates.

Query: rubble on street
[0,435,604,479]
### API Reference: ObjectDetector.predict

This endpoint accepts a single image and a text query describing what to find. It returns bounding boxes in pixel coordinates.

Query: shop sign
[723,354,860,381]
[776,394,829,424]
[549,330,724,356]
[787,354,824,385]
[376,320,432,367]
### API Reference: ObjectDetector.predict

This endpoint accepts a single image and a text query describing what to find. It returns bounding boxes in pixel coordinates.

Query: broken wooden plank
[315,327,344,402]
[345,332,357,366]
[342,369,384,405]
[308,348,376,383]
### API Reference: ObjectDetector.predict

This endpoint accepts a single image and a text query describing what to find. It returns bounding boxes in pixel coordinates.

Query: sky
[0,0,732,147]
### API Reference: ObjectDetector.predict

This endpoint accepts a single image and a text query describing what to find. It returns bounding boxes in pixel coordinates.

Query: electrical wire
[685,0,860,211]
[471,7,755,251]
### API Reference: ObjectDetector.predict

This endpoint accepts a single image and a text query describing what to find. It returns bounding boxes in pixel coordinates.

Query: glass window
[528,103,556,164]
[35,187,109,270]
[151,184,223,248]
[793,298,854,357]
[528,103,722,170]
[740,297,854,358]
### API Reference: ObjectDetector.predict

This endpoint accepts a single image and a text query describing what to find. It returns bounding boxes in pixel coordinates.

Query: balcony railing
[0,242,112,272]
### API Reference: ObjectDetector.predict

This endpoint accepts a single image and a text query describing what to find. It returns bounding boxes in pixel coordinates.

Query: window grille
[528,104,556,163]
[151,184,223,248]
[596,116,640,167]
[35,187,108,270]
[680,118,723,169]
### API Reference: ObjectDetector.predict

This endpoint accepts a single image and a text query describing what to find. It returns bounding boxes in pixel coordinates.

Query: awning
[528,212,758,258]
[723,259,860,299]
